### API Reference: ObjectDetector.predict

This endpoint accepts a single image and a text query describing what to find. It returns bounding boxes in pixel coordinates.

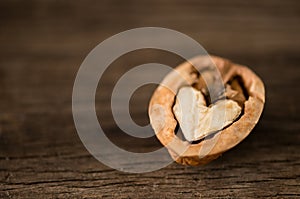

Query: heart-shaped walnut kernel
[148,55,265,166]
[173,86,242,142]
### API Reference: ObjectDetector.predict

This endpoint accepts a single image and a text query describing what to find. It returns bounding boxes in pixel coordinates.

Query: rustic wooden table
[0,0,299,198]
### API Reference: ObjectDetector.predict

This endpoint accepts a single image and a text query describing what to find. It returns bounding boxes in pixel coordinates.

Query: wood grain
[0,0,299,198]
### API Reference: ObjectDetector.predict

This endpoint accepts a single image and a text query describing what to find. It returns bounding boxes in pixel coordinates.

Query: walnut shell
[148,55,265,166]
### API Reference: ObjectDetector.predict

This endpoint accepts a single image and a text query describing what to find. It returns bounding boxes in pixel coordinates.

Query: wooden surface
[0,0,299,198]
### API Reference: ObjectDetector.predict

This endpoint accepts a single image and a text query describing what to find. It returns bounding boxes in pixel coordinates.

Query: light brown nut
[173,86,242,142]
[148,55,265,166]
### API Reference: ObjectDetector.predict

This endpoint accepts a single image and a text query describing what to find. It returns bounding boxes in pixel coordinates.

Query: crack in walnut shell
[148,55,265,166]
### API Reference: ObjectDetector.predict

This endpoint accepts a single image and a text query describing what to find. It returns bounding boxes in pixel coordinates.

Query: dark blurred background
[0,0,299,198]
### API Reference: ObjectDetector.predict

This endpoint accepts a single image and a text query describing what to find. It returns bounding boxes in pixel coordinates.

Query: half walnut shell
[148,55,265,166]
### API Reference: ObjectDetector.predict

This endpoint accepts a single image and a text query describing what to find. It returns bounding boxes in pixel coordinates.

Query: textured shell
[148,55,265,166]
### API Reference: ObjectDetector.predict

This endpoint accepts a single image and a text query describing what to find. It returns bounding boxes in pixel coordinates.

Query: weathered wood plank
[0,0,299,198]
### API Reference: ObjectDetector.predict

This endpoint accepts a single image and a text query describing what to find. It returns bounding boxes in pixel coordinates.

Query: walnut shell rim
[148,55,265,166]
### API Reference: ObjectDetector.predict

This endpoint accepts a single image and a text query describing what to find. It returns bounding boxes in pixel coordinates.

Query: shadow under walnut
[148,55,265,166]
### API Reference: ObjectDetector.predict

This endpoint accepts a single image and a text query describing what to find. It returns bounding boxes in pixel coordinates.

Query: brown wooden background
[0,0,299,198]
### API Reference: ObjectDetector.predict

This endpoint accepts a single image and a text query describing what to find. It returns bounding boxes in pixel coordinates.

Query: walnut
[148,55,265,166]
[173,86,242,142]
